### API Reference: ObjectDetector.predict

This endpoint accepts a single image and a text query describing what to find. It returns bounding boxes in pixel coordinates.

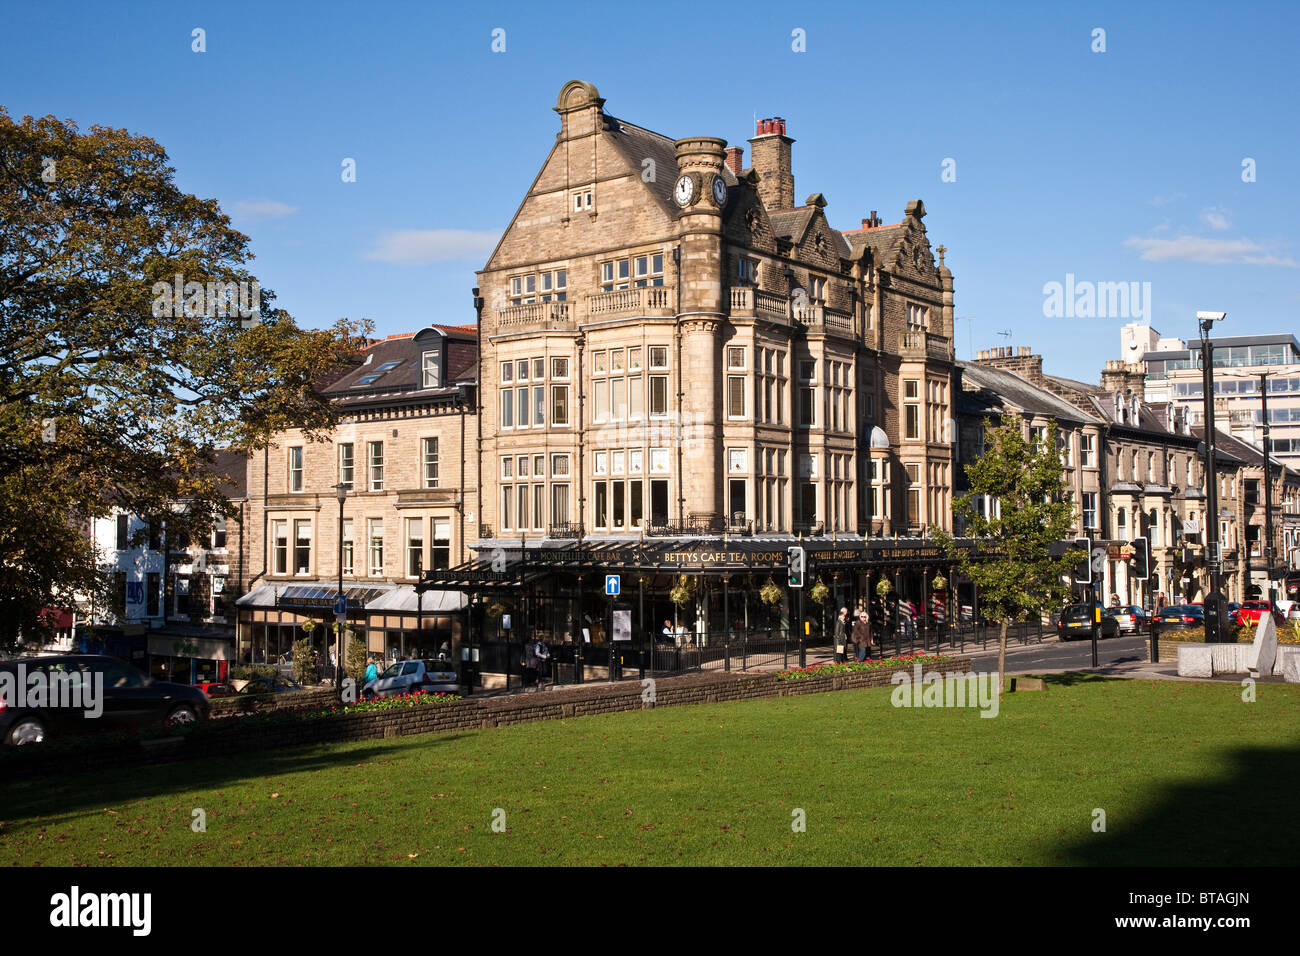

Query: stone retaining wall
[4,657,973,775]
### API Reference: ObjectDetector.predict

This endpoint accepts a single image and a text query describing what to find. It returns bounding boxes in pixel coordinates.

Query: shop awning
[366,586,467,614]
[235,583,395,609]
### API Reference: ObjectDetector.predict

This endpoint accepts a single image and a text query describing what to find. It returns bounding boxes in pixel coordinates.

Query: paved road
[963,633,1153,673]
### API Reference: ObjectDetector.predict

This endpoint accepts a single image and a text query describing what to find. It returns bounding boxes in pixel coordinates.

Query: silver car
[363,659,460,698]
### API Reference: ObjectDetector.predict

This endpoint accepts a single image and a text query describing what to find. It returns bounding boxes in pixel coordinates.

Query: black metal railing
[793,521,825,537]
[478,523,493,539]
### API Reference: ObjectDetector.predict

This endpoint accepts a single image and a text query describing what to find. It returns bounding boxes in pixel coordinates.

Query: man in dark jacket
[852,610,873,661]
[832,607,849,663]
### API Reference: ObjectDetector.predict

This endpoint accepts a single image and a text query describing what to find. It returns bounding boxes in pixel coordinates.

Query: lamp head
[334,482,348,504]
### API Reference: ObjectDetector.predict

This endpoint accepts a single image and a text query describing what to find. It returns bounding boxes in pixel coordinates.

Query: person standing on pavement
[833,607,849,663]
[852,610,873,661]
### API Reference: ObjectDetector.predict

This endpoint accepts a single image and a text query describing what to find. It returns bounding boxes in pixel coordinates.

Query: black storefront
[420,535,977,685]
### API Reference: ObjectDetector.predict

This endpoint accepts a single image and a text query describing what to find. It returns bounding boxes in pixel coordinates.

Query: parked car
[1057,605,1119,640]
[1153,604,1205,633]
[194,682,238,699]
[1233,600,1280,628]
[1103,605,1147,634]
[363,659,460,698]
[237,676,303,695]
[1,655,209,747]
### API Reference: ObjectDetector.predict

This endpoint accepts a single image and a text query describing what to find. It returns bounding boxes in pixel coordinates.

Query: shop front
[421,535,972,679]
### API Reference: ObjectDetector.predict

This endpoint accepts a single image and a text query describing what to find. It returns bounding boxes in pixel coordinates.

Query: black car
[237,675,303,695]
[0,655,210,746]
[1057,604,1120,640]
[1153,604,1205,633]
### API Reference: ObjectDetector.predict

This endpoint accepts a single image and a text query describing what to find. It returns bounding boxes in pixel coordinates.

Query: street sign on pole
[333,594,347,619]
[605,574,620,597]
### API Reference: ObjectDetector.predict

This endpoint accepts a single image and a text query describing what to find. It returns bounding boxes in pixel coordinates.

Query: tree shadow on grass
[0,732,475,831]
[1052,741,1300,866]
[1030,672,1121,687]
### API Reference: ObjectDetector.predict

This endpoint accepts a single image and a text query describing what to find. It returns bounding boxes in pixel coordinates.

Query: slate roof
[601,115,739,219]
[841,223,906,264]
[956,361,1101,424]
[321,326,477,404]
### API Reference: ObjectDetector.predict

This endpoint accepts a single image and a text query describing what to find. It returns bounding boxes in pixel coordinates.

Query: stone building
[435,80,961,654]
[234,326,479,664]
[66,448,250,682]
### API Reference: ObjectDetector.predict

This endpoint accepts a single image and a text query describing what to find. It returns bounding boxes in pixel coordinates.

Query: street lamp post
[334,482,347,691]
[1197,312,1229,642]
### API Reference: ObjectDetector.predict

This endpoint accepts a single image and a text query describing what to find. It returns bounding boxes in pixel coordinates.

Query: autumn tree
[0,107,370,645]
[935,412,1082,687]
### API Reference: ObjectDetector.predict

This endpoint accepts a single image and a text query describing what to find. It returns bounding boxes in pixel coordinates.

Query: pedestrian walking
[852,610,873,661]
[364,656,378,685]
[833,607,849,663]
[531,638,551,691]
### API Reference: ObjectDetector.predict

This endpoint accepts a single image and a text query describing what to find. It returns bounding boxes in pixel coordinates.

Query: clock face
[711,174,727,207]
[674,174,696,207]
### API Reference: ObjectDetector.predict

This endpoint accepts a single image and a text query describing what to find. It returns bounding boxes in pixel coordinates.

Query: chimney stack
[723,145,744,176]
[749,116,795,211]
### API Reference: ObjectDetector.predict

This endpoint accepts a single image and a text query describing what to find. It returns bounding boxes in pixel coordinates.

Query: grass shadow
[1053,740,1300,865]
[0,731,477,831]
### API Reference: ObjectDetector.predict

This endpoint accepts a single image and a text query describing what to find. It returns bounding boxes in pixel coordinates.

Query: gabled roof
[601,114,740,219]
[842,223,906,264]
[957,361,1101,424]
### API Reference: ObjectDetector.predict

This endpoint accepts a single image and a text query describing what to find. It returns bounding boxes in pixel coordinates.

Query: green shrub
[345,633,367,685]
[292,637,318,685]
[230,664,277,681]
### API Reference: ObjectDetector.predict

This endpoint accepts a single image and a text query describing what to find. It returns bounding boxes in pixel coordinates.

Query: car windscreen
[423,660,456,675]
[1062,607,1091,620]
[380,664,403,678]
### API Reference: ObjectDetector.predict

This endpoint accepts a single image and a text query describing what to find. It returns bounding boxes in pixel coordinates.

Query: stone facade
[473,80,956,546]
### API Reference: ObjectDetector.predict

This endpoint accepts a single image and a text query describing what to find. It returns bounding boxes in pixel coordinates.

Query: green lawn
[3,675,1298,866]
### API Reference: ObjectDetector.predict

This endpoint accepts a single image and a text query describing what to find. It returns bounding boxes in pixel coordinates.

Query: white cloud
[362,229,500,264]
[1149,192,1186,206]
[232,198,299,219]
[1124,235,1296,267]
[1200,205,1231,230]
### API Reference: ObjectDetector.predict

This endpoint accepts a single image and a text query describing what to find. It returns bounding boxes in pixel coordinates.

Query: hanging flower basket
[670,574,696,607]
[876,578,894,598]
[759,579,783,605]
[808,579,830,605]
[931,573,948,592]
[486,602,507,619]
[300,618,319,636]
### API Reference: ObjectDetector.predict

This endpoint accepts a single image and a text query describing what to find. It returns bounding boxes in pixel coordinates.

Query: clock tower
[673,136,728,520]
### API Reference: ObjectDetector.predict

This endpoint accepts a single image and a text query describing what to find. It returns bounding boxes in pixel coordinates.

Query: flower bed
[776,653,952,681]
[222,688,461,727]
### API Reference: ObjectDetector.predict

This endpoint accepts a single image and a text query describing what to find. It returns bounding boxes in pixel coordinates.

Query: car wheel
[7,716,47,746]
[166,704,200,729]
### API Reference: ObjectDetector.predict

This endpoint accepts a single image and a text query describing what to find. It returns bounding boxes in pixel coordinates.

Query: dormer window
[736,257,758,285]
[422,350,440,388]
[572,190,593,213]
[906,304,928,331]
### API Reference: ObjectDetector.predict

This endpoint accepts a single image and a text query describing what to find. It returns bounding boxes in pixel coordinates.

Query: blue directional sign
[333,594,348,617]
[605,575,620,597]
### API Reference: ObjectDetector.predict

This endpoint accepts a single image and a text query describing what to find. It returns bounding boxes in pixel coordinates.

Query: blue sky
[4,0,1297,380]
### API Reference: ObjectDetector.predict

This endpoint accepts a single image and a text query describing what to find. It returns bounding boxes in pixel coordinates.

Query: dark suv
[1057,605,1120,640]
[0,655,210,746]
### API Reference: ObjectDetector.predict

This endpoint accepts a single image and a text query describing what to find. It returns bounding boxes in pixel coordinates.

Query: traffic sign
[333,594,347,618]
[605,575,620,597]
